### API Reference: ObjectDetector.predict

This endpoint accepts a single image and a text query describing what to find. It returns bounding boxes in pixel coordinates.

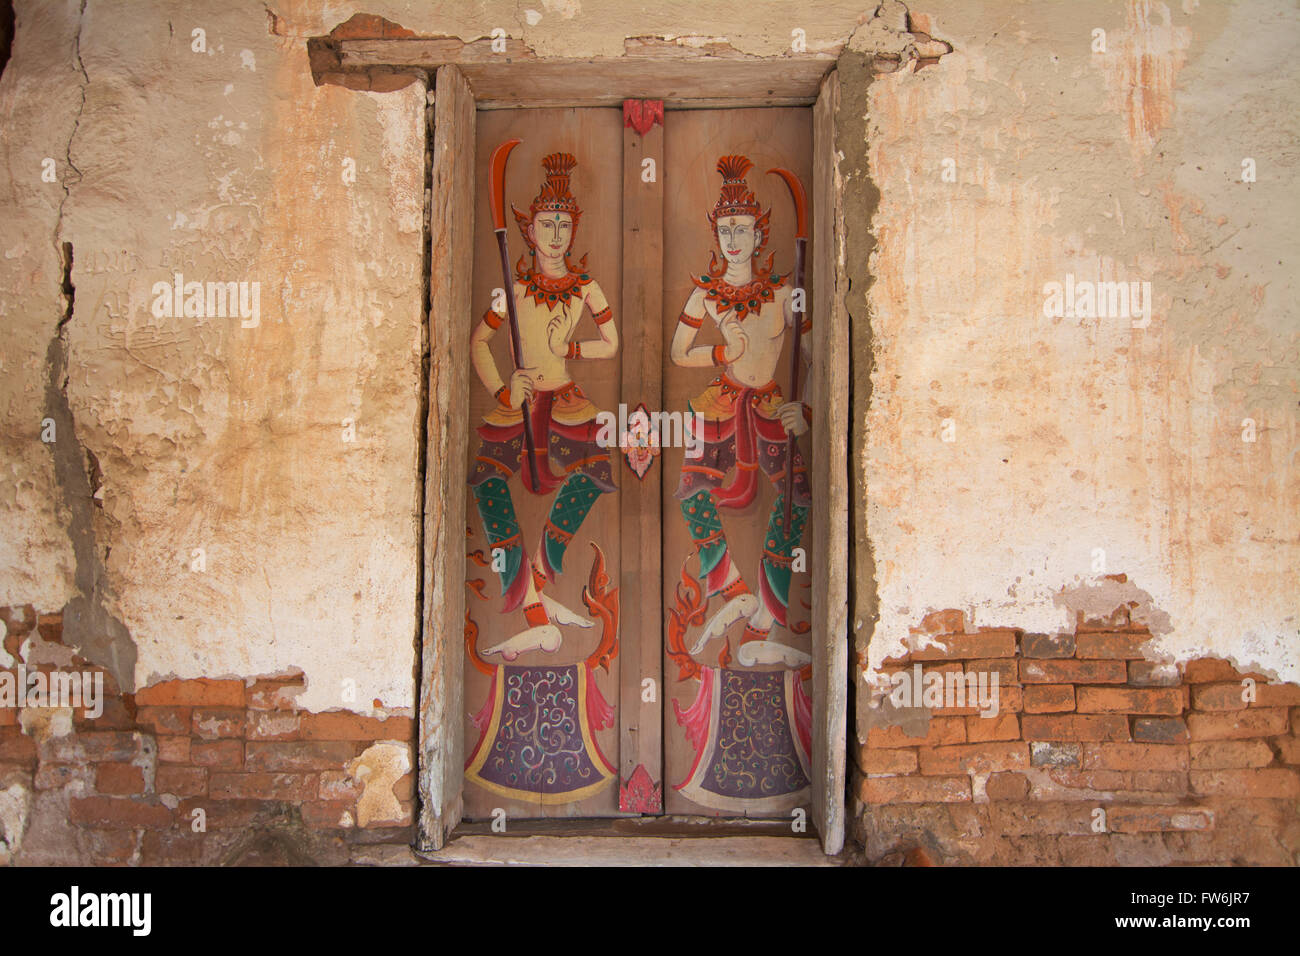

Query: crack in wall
[41,2,136,692]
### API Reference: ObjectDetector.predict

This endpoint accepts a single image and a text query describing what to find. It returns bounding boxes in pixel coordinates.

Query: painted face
[528,211,574,257]
[715,215,757,265]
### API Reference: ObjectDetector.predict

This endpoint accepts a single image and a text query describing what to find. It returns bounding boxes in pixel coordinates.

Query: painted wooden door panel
[461,105,812,823]
[463,108,625,819]
[660,108,815,818]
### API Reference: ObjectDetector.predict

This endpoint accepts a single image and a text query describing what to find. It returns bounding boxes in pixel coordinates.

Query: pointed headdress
[512,152,583,252]
[706,155,771,257]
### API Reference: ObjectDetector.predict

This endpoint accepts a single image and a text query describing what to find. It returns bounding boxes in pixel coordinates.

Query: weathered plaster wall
[860,0,1299,688]
[1,0,1296,834]
[1,0,425,712]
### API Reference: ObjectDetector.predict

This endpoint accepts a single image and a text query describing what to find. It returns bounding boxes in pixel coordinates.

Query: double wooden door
[461,104,814,821]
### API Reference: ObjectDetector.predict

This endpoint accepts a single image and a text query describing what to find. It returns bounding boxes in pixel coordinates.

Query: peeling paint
[348,741,410,828]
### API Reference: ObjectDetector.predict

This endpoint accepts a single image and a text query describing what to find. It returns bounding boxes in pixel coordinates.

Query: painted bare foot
[483,624,562,661]
[541,593,594,628]
[748,603,776,632]
[689,592,758,655]
[736,640,812,669]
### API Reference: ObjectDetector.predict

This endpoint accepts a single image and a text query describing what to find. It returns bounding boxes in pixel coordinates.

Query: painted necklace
[691,264,785,321]
[516,258,593,309]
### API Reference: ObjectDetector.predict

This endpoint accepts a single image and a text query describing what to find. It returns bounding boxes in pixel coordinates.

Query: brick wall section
[854,611,1300,865]
[0,607,415,865]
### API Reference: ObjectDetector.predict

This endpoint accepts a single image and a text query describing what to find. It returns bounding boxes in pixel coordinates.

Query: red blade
[488,139,521,231]
[766,167,808,239]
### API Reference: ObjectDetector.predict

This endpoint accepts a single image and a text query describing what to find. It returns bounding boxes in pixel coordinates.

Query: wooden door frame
[311,39,850,856]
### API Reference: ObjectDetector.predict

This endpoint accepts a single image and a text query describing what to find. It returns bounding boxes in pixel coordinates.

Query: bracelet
[494,386,511,407]
[679,312,703,329]
[711,344,727,366]
[566,341,581,359]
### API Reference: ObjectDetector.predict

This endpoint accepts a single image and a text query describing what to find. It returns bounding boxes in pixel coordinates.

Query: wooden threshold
[416,823,841,867]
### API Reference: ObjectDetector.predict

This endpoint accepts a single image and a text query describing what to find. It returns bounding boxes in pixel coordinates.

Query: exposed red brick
[1076,686,1186,716]
[246,711,302,741]
[1024,684,1075,713]
[69,796,172,829]
[1082,743,1189,772]
[94,762,145,795]
[856,748,918,775]
[1277,738,1300,765]
[302,800,355,829]
[1075,632,1154,659]
[1182,658,1250,683]
[82,828,138,864]
[966,713,1020,742]
[931,685,1021,717]
[0,707,15,728]
[917,742,1029,775]
[156,765,207,798]
[1190,768,1300,799]
[1048,769,1127,790]
[134,678,244,708]
[176,798,266,830]
[245,741,359,772]
[209,772,318,802]
[1133,716,1189,743]
[246,674,306,711]
[191,708,246,740]
[0,732,33,764]
[156,735,191,764]
[34,763,93,789]
[915,609,966,634]
[859,773,970,804]
[40,731,143,764]
[1127,660,1181,687]
[319,770,365,802]
[1129,770,1189,793]
[1187,708,1289,741]
[865,716,966,749]
[190,739,243,770]
[990,802,1096,835]
[298,712,413,742]
[392,772,414,802]
[1030,741,1081,767]
[328,13,417,41]
[1019,659,1127,684]
[985,772,1029,800]
[966,658,1019,684]
[1190,740,1275,770]
[140,830,205,866]
[1021,714,1130,742]
[1108,806,1213,833]
[1192,682,1252,711]
[1252,683,1300,707]
[909,630,1017,661]
[36,613,63,643]
[1021,632,1075,659]
[135,706,191,735]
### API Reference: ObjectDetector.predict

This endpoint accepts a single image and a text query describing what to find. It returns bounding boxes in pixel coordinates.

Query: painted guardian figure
[467,152,618,658]
[670,154,812,652]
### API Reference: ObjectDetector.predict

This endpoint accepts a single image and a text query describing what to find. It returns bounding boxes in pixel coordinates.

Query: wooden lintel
[320,38,835,108]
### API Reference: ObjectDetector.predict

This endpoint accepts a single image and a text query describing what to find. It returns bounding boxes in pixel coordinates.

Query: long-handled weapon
[487,138,541,492]
[767,167,809,535]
